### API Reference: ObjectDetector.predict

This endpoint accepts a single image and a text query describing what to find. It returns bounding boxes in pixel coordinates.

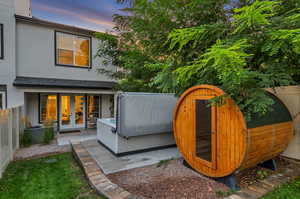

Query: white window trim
[55,31,91,68]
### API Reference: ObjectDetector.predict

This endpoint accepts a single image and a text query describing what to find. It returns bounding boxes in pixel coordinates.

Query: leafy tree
[97,0,229,92]
[97,0,300,120]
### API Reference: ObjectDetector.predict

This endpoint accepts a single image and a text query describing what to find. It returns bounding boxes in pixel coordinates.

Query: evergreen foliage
[97,0,300,120]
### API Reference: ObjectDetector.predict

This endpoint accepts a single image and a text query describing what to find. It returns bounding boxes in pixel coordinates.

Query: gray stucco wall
[0,0,24,108]
[25,93,39,126]
[16,22,117,82]
[0,0,116,108]
[102,94,113,118]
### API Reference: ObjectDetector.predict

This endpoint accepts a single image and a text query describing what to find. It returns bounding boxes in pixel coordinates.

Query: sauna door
[194,96,217,169]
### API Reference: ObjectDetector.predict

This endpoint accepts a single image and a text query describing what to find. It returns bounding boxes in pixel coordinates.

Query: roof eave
[15,14,100,36]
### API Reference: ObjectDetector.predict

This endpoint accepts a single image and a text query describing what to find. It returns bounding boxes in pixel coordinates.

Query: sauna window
[195,100,212,162]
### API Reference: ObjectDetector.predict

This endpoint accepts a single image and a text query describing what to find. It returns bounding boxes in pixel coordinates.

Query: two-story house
[0,0,116,131]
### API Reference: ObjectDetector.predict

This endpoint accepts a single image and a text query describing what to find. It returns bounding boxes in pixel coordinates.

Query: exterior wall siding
[25,93,39,126]
[101,94,113,118]
[16,22,116,82]
[1,0,116,110]
[0,0,24,108]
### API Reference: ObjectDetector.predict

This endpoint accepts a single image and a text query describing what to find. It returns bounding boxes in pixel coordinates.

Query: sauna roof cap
[246,92,292,128]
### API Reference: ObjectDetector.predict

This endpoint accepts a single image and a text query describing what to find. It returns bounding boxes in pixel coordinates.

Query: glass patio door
[60,95,85,130]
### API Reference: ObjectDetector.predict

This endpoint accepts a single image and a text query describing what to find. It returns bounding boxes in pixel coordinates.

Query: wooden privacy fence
[0,106,24,178]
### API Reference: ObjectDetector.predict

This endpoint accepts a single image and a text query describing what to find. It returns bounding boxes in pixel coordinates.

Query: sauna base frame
[258,159,277,171]
[183,158,277,191]
[214,173,240,191]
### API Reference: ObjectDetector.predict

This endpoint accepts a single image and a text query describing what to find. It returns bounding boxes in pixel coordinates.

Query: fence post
[0,111,2,178]
[8,109,13,161]
[16,108,20,150]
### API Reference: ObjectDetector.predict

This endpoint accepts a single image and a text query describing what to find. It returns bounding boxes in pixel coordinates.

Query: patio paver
[57,129,97,146]
[72,142,143,199]
[14,143,70,160]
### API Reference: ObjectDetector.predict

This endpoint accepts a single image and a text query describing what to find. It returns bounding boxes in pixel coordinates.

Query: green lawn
[0,153,105,199]
[261,177,300,199]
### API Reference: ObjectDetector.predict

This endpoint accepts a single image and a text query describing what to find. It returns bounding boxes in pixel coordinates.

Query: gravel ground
[107,158,228,199]
[14,143,71,160]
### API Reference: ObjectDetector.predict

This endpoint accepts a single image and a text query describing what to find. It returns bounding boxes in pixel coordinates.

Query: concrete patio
[80,139,181,174]
[57,129,181,174]
[57,129,97,146]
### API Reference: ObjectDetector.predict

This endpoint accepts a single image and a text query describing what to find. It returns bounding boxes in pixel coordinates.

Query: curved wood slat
[173,85,293,178]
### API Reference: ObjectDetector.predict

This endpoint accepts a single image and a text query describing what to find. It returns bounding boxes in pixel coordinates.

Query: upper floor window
[0,24,3,59]
[55,31,91,68]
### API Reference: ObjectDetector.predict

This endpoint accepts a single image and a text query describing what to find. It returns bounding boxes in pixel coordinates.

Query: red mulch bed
[107,158,228,199]
[108,156,300,198]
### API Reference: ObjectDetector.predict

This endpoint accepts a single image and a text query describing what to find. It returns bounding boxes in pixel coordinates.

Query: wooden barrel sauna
[173,85,293,178]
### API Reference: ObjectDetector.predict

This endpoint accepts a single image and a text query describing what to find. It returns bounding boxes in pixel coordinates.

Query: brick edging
[72,143,143,199]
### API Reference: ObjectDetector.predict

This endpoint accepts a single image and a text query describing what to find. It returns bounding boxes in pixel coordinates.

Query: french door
[60,95,85,130]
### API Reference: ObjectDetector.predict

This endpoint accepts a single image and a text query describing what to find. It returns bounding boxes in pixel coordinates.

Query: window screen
[195,100,212,162]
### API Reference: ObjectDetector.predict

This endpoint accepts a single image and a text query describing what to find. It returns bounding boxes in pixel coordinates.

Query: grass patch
[216,190,236,197]
[261,177,300,199]
[0,153,105,199]
[157,158,173,168]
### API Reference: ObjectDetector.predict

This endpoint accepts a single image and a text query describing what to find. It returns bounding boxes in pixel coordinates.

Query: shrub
[257,169,269,180]
[43,127,55,144]
[43,119,55,144]
[21,130,32,147]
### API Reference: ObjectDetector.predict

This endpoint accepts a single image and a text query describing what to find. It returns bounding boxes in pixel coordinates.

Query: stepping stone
[248,185,268,195]
[236,189,261,199]
[260,179,278,188]
[227,194,244,199]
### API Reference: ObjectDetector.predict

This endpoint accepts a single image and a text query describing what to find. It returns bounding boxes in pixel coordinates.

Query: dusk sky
[32,0,129,33]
